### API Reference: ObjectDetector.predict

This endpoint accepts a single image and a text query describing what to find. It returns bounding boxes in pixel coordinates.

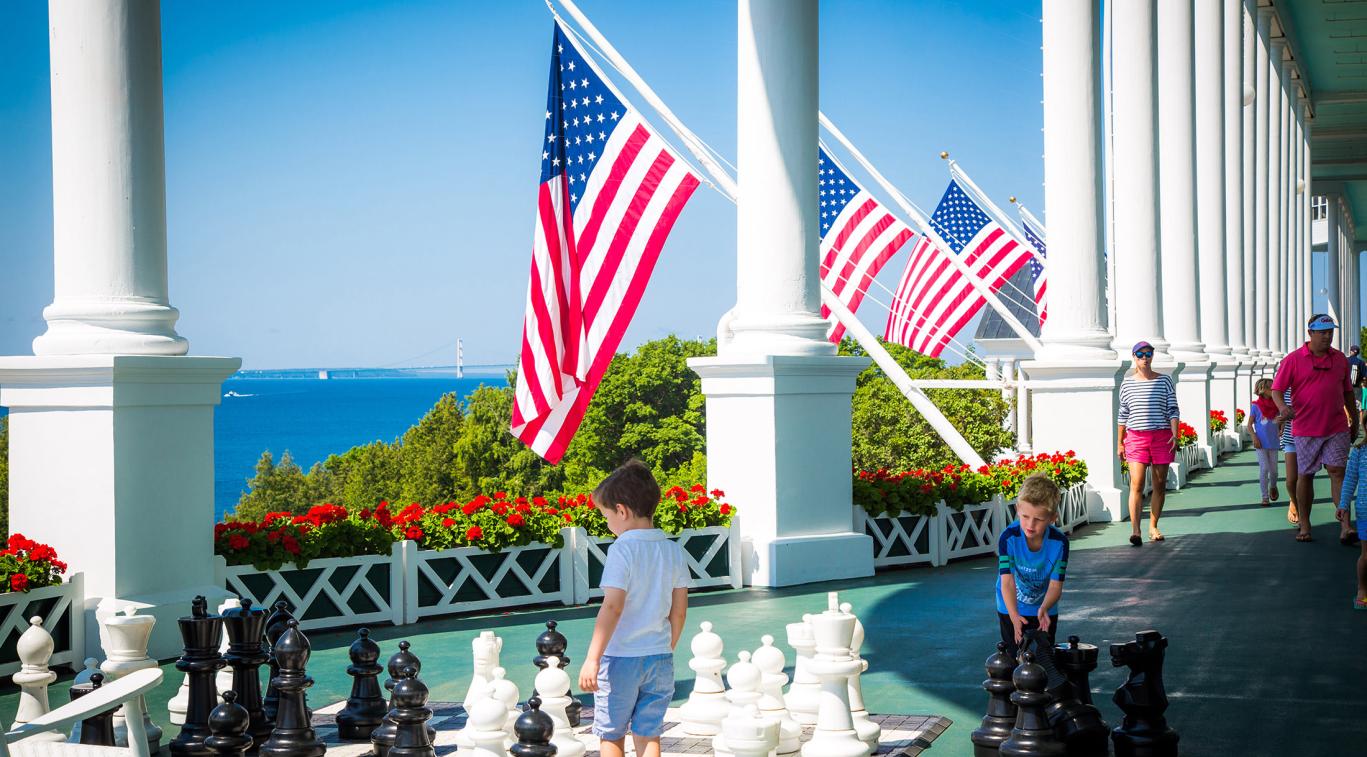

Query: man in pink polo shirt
[1272,314,1360,542]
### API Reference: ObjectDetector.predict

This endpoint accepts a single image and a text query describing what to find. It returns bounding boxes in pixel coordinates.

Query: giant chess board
[310,700,950,756]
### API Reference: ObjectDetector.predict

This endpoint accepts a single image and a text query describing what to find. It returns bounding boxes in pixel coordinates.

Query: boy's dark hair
[592,459,661,519]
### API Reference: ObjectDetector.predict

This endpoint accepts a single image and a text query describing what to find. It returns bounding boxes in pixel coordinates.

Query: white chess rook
[784,616,821,725]
[11,616,65,743]
[680,621,730,736]
[712,651,777,757]
[801,594,871,757]
[532,656,586,757]
[840,601,881,751]
[752,635,802,755]
[722,704,781,757]
[100,605,164,753]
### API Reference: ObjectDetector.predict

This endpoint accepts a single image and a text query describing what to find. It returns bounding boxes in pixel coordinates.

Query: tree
[398,393,465,506]
[337,441,403,509]
[232,451,312,521]
[452,382,565,497]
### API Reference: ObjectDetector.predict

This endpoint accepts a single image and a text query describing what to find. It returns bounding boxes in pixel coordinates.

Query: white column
[1196,1,1230,357]
[1038,0,1114,359]
[1267,41,1284,356]
[690,0,873,588]
[1253,10,1271,357]
[1328,198,1342,329]
[1291,92,1304,339]
[1111,0,1168,358]
[1242,2,1258,360]
[1224,0,1247,358]
[1301,99,1313,338]
[34,0,187,356]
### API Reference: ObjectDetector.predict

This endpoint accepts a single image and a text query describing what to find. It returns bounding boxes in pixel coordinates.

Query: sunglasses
[1134,351,1154,359]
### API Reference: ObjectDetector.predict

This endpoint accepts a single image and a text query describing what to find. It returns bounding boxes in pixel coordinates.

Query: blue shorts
[592,653,674,740]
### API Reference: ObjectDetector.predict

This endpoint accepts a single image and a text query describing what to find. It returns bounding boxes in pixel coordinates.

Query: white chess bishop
[11,616,64,743]
[751,635,802,754]
[784,615,820,725]
[840,601,881,752]
[680,620,729,736]
[532,657,586,757]
[801,594,870,757]
[100,605,163,752]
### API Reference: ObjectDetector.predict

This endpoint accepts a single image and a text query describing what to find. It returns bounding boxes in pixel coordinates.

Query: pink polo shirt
[1271,344,1352,437]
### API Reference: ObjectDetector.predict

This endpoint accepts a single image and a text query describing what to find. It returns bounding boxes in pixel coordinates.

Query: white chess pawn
[840,602,880,752]
[784,615,820,725]
[752,635,802,755]
[463,630,502,713]
[800,593,869,757]
[486,667,521,742]
[713,651,776,757]
[101,605,163,752]
[532,657,586,757]
[11,617,64,742]
[723,704,780,757]
[680,620,730,736]
[466,686,513,757]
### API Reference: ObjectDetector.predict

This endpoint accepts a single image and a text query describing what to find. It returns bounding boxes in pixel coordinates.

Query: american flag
[818,148,915,342]
[510,24,701,463]
[1018,210,1047,324]
[884,179,1034,357]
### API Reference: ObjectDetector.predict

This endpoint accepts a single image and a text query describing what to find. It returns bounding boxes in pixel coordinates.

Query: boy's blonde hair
[1254,378,1272,395]
[1017,474,1062,516]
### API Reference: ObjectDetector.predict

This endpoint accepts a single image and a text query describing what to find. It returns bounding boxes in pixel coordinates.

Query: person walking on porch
[1116,341,1180,547]
[1272,314,1360,543]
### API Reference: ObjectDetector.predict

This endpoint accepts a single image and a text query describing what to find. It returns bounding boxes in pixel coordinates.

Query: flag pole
[818,112,1045,353]
[1012,197,1047,239]
[549,0,738,201]
[945,157,1047,273]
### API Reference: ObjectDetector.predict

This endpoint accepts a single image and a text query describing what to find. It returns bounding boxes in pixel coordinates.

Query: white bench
[1,669,164,757]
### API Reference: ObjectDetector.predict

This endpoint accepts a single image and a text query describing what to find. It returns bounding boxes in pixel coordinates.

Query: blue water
[215,377,494,521]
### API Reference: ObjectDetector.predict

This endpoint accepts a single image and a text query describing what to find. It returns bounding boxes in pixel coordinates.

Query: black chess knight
[1110,631,1178,757]
[337,628,388,741]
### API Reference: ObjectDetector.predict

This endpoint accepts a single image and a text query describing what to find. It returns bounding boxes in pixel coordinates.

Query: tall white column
[1301,99,1313,337]
[1111,0,1168,358]
[1253,10,1271,357]
[1291,92,1303,338]
[691,0,873,588]
[34,0,187,356]
[1267,42,1285,356]
[1328,198,1342,330]
[1196,1,1230,357]
[1038,0,1114,359]
[1223,0,1247,358]
[1242,2,1258,360]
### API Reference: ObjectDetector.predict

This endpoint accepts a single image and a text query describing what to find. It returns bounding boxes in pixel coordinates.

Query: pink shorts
[1124,429,1175,465]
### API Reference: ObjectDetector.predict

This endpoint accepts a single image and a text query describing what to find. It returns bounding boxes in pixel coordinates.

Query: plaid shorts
[1294,432,1350,474]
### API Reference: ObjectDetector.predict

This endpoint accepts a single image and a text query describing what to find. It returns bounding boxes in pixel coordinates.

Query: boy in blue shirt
[997,474,1070,658]
[1335,439,1367,610]
[578,460,691,757]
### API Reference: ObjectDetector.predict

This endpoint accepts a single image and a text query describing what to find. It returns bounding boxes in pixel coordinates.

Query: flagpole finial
[1009,196,1017,204]
[939,151,949,160]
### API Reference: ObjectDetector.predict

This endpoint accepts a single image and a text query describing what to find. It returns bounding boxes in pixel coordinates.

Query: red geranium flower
[405,526,424,541]
[228,535,250,550]
[441,518,456,528]
[507,514,526,527]
[10,574,28,592]
[719,504,732,516]
[466,526,483,541]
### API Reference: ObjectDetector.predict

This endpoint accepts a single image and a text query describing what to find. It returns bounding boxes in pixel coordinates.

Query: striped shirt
[1280,389,1294,448]
[1117,374,1180,431]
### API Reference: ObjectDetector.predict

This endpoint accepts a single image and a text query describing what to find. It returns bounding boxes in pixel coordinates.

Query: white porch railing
[572,522,742,604]
[216,544,404,631]
[0,573,85,676]
[404,530,575,623]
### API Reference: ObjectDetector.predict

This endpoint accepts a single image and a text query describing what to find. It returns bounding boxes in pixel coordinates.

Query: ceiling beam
[1316,90,1367,105]
[1314,128,1367,140]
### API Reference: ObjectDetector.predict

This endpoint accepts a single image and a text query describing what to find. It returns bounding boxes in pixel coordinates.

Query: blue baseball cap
[1307,314,1337,331]
[1132,341,1154,354]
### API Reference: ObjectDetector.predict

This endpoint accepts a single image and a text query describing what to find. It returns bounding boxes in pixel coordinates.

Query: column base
[34,299,189,356]
[741,532,874,588]
[1173,360,1214,455]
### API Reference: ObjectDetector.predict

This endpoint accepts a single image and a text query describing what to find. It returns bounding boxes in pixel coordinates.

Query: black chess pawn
[70,672,117,746]
[533,620,579,726]
[372,641,433,757]
[1049,636,1110,756]
[259,620,325,757]
[1110,631,1179,757]
[221,597,272,749]
[510,696,558,757]
[263,600,295,725]
[387,666,435,757]
[171,595,227,757]
[337,628,388,741]
[1000,653,1066,757]
[205,691,254,757]
[972,642,1019,756]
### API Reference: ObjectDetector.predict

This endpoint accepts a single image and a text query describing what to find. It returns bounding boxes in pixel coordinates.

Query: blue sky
[0,0,1048,369]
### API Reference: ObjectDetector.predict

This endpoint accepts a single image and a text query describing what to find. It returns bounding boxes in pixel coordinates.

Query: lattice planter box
[572,522,741,604]
[216,544,404,631]
[0,573,85,676]
[855,508,938,569]
[1056,482,1089,533]
[936,496,1010,566]
[403,531,575,623]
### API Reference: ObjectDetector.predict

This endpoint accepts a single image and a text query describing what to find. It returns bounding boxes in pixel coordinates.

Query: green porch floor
[3,448,1363,754]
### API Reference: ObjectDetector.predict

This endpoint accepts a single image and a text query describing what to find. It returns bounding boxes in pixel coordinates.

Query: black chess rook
[1049,636,1110,756]
[258,620,326,757]
[337,628,388,741]
[387,666,435,757]
[1000,653,1066,757]
[534,620,580,727]
[221,597,272,749]
[204,691,255,757]
[1110,631,1179,757]
[170,596,227,757]
[972,642,1018,756]
[510,696,558,757]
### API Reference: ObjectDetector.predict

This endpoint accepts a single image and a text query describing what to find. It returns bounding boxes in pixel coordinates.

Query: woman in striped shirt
[1115,340,1181,546]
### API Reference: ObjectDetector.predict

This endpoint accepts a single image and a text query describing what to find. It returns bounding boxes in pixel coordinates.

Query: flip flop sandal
[1261,499,1270,507]
[1288,507,1299,525]
[1295,532,1313,542]
[1149,529,1165,542]
[1129,534,1142,547]
[1354,598,1367,611]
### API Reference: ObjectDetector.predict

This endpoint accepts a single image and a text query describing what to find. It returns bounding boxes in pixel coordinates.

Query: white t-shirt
[599,528,692,657]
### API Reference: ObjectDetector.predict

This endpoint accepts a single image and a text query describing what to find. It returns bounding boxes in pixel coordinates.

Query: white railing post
[390,541,409,626]
[400,540,418,625]
[727,518,743,590]
[571,528,591,605]
[931,501,949,568]
[69,571,86,671]
[558,528,577,606]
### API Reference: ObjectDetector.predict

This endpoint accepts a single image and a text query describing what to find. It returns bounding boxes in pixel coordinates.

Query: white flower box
[403,530,575,623]
[855,508,938,569]
[572,522,741,604]
[216,545,404,631]
[0,573,86,676]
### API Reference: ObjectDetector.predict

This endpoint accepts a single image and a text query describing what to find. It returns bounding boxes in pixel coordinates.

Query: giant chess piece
[74,657,101,686]
[101,605,164,753]
[533,621,580,726]
[488,667,523,741]
[372,642,433,757]
[11,616,64,743]
[712,651,774,757]
[971,642,1018,756]
[337,628,388,741]
[262,600,295,725]
[169,598,236,728]
[680,621,730,736]
[464,630,502,715]
[70,673,118,746]
[388,667,436,757]
[841,601,881,752]
[259,621,325,757]
[751,635,801,755]
[204,692,254,757]
[464,685,513,757]
[1048,636,1109,756]
[214,597,241,705]
[510,696,557,757]
[723,704,781,757]
[170,596,226,757]
[1110,631,1179,757]
[1000,653,1065,757]
[532,657,586,757]
[221,598,271,748]
[800,593,870,757]
[784,615,821,725]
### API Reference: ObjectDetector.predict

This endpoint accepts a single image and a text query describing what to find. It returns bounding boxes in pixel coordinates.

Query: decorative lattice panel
[218,546,402,631]
[936,497,1008,565]
[0,573,85,676]
[1057,482,1090,533]
[404,533,573,623]
[573,523,741,604]
[856,509,938,569]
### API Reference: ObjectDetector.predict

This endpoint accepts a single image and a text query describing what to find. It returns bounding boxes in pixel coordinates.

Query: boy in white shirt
[577,460,691,757]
